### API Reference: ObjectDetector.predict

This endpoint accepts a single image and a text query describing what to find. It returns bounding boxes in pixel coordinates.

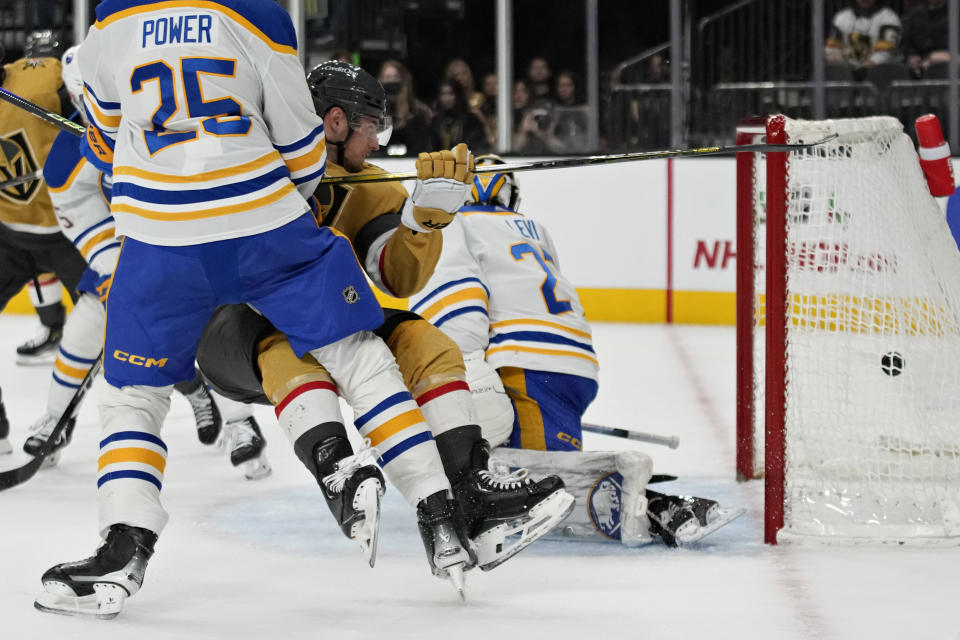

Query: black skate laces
[321,439,379,494]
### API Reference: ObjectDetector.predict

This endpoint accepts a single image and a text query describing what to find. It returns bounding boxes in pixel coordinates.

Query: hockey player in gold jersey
[196,61,574,581]
[0,32,83,364]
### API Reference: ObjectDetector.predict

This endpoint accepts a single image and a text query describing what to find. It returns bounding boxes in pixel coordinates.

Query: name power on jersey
[140,13,215,48]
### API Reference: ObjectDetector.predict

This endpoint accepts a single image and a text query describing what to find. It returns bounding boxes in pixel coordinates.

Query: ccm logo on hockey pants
[113,350,168,368]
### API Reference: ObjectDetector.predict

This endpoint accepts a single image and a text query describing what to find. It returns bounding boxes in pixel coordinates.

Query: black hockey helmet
[306,60,392,145]
[24,30,64,60]
[468,154,521,211]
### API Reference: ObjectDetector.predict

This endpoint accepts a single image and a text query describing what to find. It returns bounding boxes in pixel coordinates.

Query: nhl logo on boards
[881,351,904,376]
[342,286,359,304]
[587,471,624,540]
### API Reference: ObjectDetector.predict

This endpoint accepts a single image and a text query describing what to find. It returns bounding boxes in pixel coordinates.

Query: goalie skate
[35,524,156,620]
[647,491,745,547]
[471,483,574,571]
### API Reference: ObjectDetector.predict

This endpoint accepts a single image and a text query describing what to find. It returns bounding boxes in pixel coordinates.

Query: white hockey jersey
[409,205,598,382]
[78,0,326,246]
[44,129,119,276]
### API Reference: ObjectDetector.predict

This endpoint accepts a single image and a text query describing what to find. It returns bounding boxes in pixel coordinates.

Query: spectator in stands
[377,59,433,156]
[645,54,670,83]
[551,70,589,153]
[525,56,555,103]
[430,79,489,153]
[479,72,499,147]
[825,0,903,70]
[444,58,485,111]
[903,0,949,78]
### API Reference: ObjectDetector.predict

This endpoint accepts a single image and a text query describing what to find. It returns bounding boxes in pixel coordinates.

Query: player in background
[35,2,471,618]
[8,32,76,365]
[408,155,743,547]
[0,32,86,368]
[196,60,573,574]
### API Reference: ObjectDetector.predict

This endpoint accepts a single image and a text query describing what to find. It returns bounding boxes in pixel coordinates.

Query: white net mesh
[761,116,960,541]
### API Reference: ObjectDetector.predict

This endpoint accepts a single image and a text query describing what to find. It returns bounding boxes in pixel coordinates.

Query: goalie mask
[469,154,520,210]
[306,60,392,146]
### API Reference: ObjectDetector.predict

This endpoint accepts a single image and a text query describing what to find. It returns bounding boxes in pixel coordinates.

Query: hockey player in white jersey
[19,45,270,477]
[408,155,744,548]
[36,1,472,618]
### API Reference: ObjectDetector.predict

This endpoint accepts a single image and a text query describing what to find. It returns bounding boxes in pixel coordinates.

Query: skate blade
[445,563,467,601]
[35,582,126,619]
[677,507,746,545]
[241,455,272,480]
[475,489,575,571]
[16,355,57,367]
[40,450,61,468]
[351,478,383,568]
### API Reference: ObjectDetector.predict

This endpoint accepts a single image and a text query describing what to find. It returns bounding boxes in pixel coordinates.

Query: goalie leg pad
[490,447,654,547]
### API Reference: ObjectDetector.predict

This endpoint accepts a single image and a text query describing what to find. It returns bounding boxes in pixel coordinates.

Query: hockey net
[736,115,960,544]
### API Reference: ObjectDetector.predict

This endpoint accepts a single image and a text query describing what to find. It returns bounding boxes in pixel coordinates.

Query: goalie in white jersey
[409,156,745,548]
[409,155,598,453]
[36,0,473,619]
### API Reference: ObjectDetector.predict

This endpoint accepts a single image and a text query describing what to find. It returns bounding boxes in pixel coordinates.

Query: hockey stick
[322,135,839,185]
[0,170,43,191]
[0,351,102,491]
[0,87,86,138]
[582,423,680,449]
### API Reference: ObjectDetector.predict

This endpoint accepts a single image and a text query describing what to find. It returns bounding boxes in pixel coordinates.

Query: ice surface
[0,315,957,639]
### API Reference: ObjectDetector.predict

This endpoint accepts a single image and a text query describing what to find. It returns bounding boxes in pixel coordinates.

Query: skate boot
[416,490,475,600]
[174,376,222,445]
[646,490,745,547]
[16,324,62,366]
[437,427,574,571]
[294,425,385,567]
[0,389,11,455]
[23,413,76,467]
[35,524,157,619]
[220,416,271,480]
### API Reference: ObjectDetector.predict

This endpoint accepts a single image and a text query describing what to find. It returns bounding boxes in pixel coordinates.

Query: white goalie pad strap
[463,350,513,448]
[489,447,654,546]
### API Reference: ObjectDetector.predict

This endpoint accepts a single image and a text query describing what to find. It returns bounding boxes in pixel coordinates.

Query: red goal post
[736,115,960,545]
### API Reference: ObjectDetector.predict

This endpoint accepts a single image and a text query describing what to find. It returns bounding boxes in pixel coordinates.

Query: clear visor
[350,115,393,146]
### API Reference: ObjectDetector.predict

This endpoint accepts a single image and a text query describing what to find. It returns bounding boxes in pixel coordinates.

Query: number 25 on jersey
[131,57,251,156]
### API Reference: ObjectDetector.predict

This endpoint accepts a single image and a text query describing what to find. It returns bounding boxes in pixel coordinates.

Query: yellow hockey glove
[402,143,475,232]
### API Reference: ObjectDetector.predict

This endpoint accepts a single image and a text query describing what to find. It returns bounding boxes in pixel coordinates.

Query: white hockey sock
[310,331,451,505]
[275,380,342,444]
[415,381,476,438]
[47,293,104,417]
[97,383,172,537]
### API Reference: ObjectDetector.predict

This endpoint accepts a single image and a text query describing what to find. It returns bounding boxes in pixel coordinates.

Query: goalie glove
[402,143,475,233]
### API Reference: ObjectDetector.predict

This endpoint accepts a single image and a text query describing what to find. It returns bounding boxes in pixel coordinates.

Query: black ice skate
[0,389,11,455]
[221,416,271,480]
[23,413,76,467]
[35,524,157,619]
[647,490,745,547]
[174,376,222,444]
[438,428,574,571]
[416,490,475,600]
[16,324,62,366]
[295,426,385,567]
